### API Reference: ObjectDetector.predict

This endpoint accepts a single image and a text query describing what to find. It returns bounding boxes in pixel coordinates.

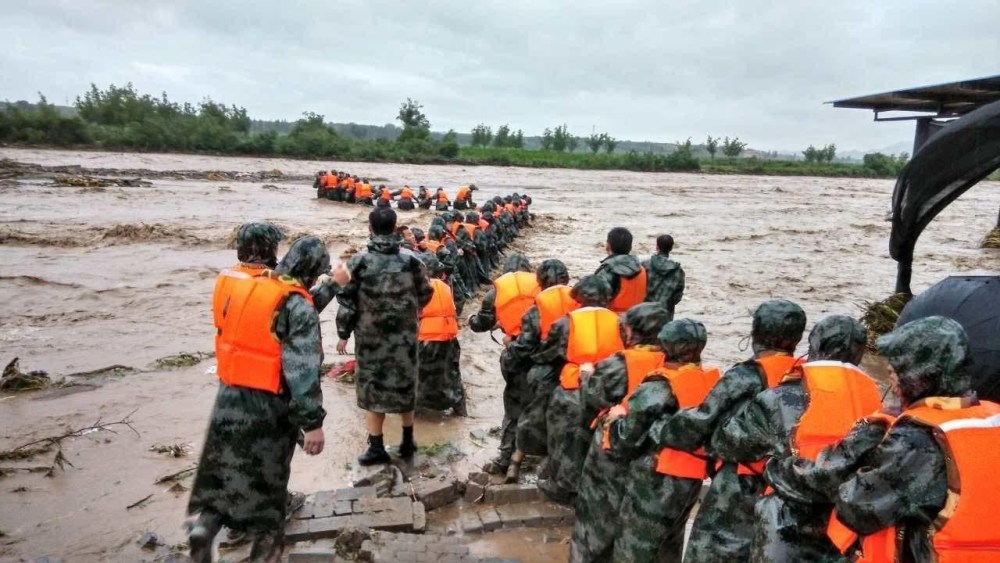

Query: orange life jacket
[379,189,392,201]
[559,307,624,390]
[463,223,479,240]
[400,187,413,199]
[319,174,333,188]
[211,264,268,344]
[212,270,312,394]
[356,183,373,199]
[447,222,461,236]
[437,190,449,203]
[425,239,442,253]
[608,266,648,313]
[419,279,458,342]
[734,354,801,476]
[504,203,515,214]
[478,219,489,231]
[793,361,883,461]
[598,347,666,450]
[494,271,542,337]
[828,399,1000,563]
[535,285,580,340]
[343,178,355,191]
[654,364,722,479]
[456,186,471,200]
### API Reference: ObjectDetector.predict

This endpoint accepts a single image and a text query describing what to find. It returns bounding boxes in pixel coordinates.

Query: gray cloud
[2,0,998,152]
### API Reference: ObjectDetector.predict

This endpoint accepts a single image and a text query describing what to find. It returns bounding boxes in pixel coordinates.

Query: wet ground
[0,148,997,561]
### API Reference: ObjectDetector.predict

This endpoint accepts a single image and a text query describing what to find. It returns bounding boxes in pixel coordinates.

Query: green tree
[567,135,579,153]
[540,127,554,150]
[803,145,820,162]
[586,133,604,154]
[439,129,459,158]
[551,124,571,152]
[722,136,747,159]
[820,143,837,162]
[471,124,493,147]
[277,112,347,157]
[396,98,430,142]
[493,124,511,148]
[511,129,524,149]
[603,135,618,154]
[705,135,719,159]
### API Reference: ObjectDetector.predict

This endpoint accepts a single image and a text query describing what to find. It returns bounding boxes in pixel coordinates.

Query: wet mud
[0,148,997,561]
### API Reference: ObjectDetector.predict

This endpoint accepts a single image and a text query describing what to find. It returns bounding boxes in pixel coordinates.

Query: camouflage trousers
[496,359,529,462]
[751,495,845,563]
[416,339,463,411]
[569,428,627,563]
[539,386,591,502]
[684,463,766,562]
[516,364,558,456]
[613,454,701,563]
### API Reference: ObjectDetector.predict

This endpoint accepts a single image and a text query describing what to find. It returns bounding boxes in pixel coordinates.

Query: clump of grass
[981,226,1000,249]
[860,293,911,350]
[0,358,51,392]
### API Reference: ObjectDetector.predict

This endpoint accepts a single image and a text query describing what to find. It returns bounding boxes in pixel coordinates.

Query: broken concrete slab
[411,476,458,511]
[483,484,542,505]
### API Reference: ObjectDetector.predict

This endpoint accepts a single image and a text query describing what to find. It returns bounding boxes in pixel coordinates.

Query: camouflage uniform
[535,276,614,504]
[336,233,433,413]
[611,319,709,563]
[469,254,532,468]
[188,237,329,559]
[651,299,806,562]
[642,252,685,320]
[712,315,869,562]
[594,253,643,302]
[835,316,973,562]
[571,303,670,563]
[466,213,493,280]
[414,253,465,412]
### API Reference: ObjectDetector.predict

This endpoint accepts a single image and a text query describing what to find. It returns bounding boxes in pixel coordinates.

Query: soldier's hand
[579,362,595,380]
[303,428,325,455]
[332,262,351,286]
[606,404,627,423]
[336,339,349,355]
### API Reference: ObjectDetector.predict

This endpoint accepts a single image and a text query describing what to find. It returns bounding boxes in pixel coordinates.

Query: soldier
[535,275,622,504]
[595,227,647,314]
[336,208,434,465]
[610,319,719,563]
[396,185,416,211]
[464,211,492,281]
[189,236,331,562]
[571,302,671,563]
[448,212,485,291]
[376,185,393,208]
[655,299,806,562]
[415,252,466,416]
[713,315,881,562]
[829,316,1000,562]
[435,187,450,210]
[468,254,538,477]
[417,186,432,209]
[425,223,468,313]
[643,234,685,320]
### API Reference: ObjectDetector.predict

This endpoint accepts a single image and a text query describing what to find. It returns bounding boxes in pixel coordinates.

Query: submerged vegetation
[1,84,909,177]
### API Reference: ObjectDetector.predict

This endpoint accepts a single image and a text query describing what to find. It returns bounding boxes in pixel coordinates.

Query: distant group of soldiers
[314,169,488,211]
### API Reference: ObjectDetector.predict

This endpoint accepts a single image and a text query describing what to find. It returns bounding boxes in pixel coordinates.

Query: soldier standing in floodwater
[336,208,433,465]
[643,234,685,320]
[189,236,332,563]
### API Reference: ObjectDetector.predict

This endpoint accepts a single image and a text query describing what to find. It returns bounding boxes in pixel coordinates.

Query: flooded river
[0,148,996,561]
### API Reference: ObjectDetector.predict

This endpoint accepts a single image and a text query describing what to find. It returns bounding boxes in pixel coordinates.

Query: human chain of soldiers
[314,169,491,211]
[194,203,999,562]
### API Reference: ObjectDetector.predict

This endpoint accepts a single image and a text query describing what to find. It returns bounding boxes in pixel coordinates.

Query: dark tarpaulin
[897,276,1000,401]
[891,99,1000,294]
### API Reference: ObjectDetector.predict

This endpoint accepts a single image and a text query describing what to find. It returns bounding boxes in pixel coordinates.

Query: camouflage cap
[429,216,446,230]
[236,221,285,267]
[536,259,569,289]
[622,302,671,345]
[751,299,806,354]
[410,227,425,242]
[466,211,480,223]
[503,253,532,273]
[417,251,444,276]
[276,236,330,287]
[571,275,613,308]
[658,318,708,364]
[877,316,971,403]
[428,224,446,241]
[808,315,867,364]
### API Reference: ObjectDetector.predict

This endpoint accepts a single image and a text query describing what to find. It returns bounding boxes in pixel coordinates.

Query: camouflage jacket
[642,253,685,315]
[609,374,680,461]
[594,254,643,298]
[468,287,498,333]
[501,306,542,375]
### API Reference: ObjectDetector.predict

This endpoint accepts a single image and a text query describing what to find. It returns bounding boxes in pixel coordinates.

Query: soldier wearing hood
[829,316,1000,562]
[571,303,671,563]
[712,315,881,562]
[534,275,621,504]
[654,299,806,562]
[465,211,492,281]
[643,234,685,320]
[426,223,468,313]
[189,236,331,562]
[415,252,466,416]
[595,227,647,313]
[336,208,434,466]
[610,319,717,563]
[445,212,482,292]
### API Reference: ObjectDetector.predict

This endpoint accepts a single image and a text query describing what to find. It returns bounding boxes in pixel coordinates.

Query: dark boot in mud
[504,460,521,484]
[452,395,469,417]
[187,510,222,563]
[248,532,282,563]
[358,434,391,466]
[483,455,510,475]
[398,425,417,459]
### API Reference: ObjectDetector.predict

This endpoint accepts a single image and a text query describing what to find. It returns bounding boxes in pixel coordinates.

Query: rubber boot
[358,434,391,466]
[504,460,521,484]
[249,532,282,563]
[398,425,417,459]
[188,511,223,563]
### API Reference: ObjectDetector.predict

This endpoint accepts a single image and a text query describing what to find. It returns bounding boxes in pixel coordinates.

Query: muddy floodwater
[0,148,997,561]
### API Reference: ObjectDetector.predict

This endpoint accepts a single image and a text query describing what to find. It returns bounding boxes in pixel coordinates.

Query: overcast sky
[3,0,998,152]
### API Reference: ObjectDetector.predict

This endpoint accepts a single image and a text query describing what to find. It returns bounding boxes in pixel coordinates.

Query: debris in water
[138,531,161,550]
[153,352,213,370]
[859,293,912,349]
[149,443,190,458]
[261,184,280,190]
[982,226,1000,249]
[0,357,51,392]
[326,360,357,383]
[154,465,198,485]
[127,494,153,510]
[0,409,139,475]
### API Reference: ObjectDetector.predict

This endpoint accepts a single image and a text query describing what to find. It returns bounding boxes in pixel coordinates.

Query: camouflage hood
[659,318,707,364]
[877,316,972,404]
[623,302,671,345]
[236,221,284,267]
[428,224,447,241]
[647,253,682,277]
[536,259,569,289]
[367,233,401,255]
[751,299,806,354]
[503,253,532,274]
[600,254,643,279]
[808,315,867,364]
[571,275,613,308]
[410,227,425,242]
[275,236,330,288]
[417,251,444,276]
